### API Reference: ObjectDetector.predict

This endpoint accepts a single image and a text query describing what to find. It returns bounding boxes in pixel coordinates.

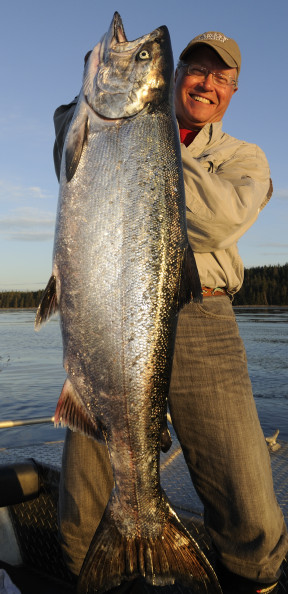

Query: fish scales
[57,115,182,411]
[36,12,221,594]
[58,111,184,527]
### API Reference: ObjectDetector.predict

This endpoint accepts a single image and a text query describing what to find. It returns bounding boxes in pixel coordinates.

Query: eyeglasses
[183,64,237,88]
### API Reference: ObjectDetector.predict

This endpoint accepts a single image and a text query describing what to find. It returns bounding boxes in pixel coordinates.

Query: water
[0,307,287,448]
[235,307,288,440]
[0,309,66,447]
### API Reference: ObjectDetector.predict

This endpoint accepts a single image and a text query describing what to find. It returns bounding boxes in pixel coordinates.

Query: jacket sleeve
[53,98,78,181]
[181,142,272,252]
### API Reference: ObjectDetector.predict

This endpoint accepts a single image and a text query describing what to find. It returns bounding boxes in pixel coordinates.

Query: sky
[1,0,287,291]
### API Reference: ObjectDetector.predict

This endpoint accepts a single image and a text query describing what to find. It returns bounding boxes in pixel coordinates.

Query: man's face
[174,46,238,129]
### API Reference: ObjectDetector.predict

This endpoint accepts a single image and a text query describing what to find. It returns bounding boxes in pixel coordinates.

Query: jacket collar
[183,121,223,156]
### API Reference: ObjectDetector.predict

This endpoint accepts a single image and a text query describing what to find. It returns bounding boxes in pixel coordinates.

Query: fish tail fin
[77,502,221,593]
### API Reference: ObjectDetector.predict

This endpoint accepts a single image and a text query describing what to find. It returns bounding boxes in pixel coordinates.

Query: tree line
[0,264,287,308]
[233,263,288,305]
[0,290,44,309]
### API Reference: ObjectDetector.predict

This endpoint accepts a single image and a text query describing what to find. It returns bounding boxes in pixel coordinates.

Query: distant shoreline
[233,304,288,308]
[1,263,288,308]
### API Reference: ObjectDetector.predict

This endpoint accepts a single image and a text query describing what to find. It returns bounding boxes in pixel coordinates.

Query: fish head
[83,12,174,119]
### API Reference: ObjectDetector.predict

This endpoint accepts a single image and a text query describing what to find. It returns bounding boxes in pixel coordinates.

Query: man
[53,32,288,594]
[167,33,288,594]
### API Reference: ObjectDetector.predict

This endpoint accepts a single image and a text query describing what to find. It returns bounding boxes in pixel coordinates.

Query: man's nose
[201,73,214,90]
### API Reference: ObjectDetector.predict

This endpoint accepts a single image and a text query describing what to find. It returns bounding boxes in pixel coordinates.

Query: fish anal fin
[35,275,58,330]
[77,500,222,593]
[55,378,102,440]
[65,101,89,182]
[177,244,203,309]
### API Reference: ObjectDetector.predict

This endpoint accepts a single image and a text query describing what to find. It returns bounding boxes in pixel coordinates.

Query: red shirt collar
[179,128,199,146]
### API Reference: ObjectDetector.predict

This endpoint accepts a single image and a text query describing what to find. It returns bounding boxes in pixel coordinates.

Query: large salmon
[36,12,221,594]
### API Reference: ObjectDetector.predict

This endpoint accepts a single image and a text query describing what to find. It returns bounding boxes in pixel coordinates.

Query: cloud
[0,179,54,203]
[259,242,288,248]
[8,231,54,242]
[0,207,55,242]
[262,252,288,257]
[0,112,52,140]
[273,188,288,200]
[30,186,52,199]
[0,178,56,241]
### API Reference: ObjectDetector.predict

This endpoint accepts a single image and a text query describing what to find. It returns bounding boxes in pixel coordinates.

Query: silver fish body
[36,12,220,594]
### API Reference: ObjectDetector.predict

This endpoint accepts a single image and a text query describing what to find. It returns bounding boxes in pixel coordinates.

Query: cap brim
[180,40,239,71]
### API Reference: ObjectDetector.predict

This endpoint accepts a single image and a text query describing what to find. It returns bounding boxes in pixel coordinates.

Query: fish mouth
[111,12,127,43]
[101,11,128,58]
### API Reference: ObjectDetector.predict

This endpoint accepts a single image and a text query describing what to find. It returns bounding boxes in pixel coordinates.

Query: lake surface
[0,307,287,448]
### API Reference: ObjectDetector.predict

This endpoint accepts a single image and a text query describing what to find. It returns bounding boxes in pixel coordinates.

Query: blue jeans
[58,296,288,579]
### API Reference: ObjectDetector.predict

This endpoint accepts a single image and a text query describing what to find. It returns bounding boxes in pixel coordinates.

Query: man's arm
[182,142,272,252]
[53,100,272,257]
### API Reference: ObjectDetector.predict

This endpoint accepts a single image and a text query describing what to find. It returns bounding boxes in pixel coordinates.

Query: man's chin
[186,105,215,126]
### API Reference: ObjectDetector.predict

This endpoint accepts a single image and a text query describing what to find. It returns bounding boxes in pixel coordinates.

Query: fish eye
[137,49,150,61]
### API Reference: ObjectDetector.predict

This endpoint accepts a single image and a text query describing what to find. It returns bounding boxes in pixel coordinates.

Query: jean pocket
[194,297,237,321]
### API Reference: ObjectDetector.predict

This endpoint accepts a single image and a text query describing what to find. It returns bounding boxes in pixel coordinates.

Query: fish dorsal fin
[65,101,89,182]
[177,244,203,309]
[35,275,58,330]
[55,378,103,440]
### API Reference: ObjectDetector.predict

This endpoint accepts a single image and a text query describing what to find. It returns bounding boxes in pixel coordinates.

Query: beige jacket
[181,121,272,294]
[53,102,272,295]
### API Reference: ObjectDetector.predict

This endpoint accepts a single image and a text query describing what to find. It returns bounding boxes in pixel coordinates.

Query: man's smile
[189,94,213,105]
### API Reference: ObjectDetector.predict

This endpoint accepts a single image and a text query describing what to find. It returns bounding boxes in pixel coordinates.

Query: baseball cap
[179,32,241,74]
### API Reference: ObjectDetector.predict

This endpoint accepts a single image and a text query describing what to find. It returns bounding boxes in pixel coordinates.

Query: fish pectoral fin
[34,275,58,330]
[54,378,102,440]
[177,244,203,309]
[65,101,89,182]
